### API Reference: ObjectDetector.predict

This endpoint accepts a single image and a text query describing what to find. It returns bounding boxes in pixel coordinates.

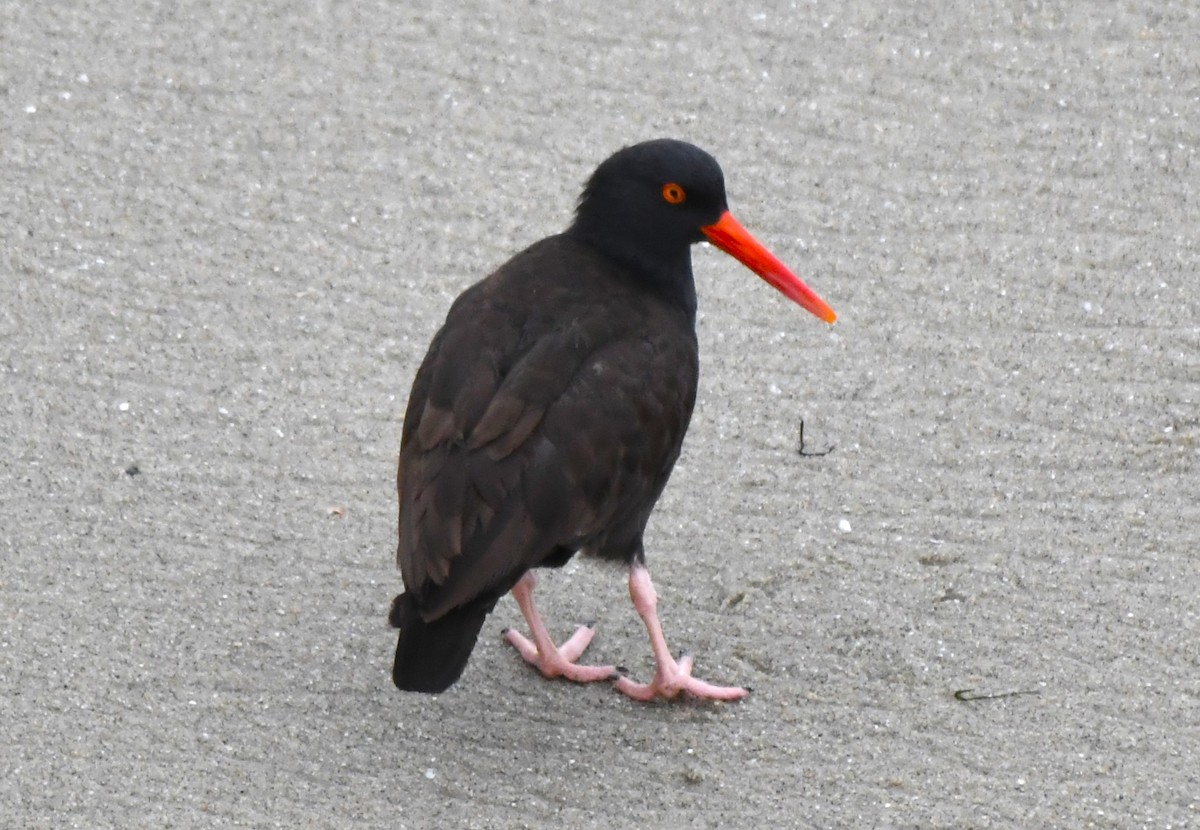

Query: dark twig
[797,419,834,457]
[953,688,1041,702]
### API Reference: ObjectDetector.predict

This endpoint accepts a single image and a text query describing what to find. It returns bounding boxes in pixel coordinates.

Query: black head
[567,139,730,305]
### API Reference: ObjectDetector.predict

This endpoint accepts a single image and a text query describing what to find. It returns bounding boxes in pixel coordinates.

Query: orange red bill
[702,211,837,324]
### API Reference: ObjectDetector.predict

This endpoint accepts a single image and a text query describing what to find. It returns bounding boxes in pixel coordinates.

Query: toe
[558,624,599,663]
[504,629,540,663]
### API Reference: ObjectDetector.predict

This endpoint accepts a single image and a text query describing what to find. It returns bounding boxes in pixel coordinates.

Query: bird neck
[565,223,698,319]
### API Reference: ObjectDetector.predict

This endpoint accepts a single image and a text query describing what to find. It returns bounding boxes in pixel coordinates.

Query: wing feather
[396,236,698,620]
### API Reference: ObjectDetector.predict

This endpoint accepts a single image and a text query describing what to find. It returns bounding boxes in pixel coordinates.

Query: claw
[504,573,615,685]
[612,565,749,703]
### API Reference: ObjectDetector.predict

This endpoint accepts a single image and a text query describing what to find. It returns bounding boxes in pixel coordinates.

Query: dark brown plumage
[389,139,835,699]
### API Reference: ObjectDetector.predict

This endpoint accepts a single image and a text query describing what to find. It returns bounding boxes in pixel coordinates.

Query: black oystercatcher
[389,139,835,701]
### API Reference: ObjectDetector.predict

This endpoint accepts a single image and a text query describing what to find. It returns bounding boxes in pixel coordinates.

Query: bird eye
[661,183,687,205]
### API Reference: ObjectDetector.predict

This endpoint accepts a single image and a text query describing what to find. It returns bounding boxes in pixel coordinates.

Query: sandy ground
[3,1,1198,827]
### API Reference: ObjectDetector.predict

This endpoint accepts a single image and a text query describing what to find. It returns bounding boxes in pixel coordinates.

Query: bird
[388,138,835,701]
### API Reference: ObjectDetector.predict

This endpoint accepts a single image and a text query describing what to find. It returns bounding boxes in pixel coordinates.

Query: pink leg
[504,572,617,684]
[613,564,749,703]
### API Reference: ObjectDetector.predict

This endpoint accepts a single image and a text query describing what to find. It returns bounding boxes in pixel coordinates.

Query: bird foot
[504,624,618,684]
[613,652,750,702]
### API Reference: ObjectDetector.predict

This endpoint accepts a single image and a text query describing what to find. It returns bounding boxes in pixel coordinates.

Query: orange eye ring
[661,183,687,205]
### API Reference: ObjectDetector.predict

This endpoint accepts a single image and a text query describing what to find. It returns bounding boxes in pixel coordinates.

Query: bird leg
[504,571,617,683]
[613,564,750,702]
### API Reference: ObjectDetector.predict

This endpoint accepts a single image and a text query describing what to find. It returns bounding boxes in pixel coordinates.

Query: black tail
[388,593,490,693]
